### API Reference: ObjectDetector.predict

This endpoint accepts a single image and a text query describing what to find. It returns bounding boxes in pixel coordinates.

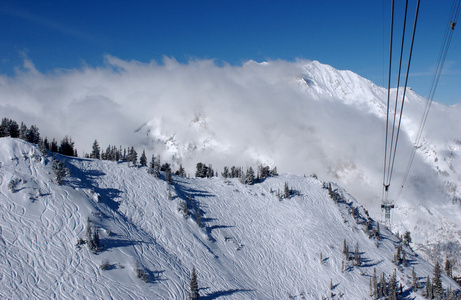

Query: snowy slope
[1,137,459,299]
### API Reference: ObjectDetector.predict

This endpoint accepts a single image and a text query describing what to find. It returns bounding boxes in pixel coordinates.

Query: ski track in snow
[0,138,460,299]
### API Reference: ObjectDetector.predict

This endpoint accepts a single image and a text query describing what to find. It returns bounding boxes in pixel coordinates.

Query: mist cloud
[0,55,459,217]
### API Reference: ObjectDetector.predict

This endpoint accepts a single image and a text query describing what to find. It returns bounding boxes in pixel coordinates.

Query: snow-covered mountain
[1,137,459,299]
[134,60,461,272]
[1,57,460,278]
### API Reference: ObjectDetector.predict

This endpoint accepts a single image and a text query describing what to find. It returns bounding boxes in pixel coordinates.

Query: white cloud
[0,56,459,215]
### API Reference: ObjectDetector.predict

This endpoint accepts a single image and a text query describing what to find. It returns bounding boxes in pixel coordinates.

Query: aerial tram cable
[382,0,395,202]
[396,0,461,200]
[387,0,420,187]
[385,0,409,192]
[381,0,420,227]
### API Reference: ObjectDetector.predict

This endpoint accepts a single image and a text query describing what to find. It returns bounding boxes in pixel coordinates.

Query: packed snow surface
[1,138,459,299]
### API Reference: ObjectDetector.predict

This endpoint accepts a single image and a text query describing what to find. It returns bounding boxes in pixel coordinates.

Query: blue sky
[1,0,460,104]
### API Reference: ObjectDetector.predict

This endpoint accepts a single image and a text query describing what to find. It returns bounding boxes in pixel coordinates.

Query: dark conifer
[283,182,290,198]
[190,266,199,300]
[412,266,418,291]
[140,150,147,167]
[433,261,443,298]
[425,276,432,299]
[245,167,255,185]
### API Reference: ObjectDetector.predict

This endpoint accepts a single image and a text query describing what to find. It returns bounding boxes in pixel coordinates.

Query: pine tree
[396,244,402,264]
[140,150,147,167]
[379,272,386,298]
[150,155,160,177]
[165,167,172,184]
[59,136,76,156]
[283,182,290,198]
[432,261,443,299]
[444,258,452,278]
[372,267,378,299]
[342,239,349,261]
[195,163,208,178]
[128,147,137,165]
[412,266,418,291]
[221,166,229,179]
[91,140,101,159]
[354,242,361,266]
[403,231,412,246]
[178,164,186,177]
[245,167,255,185]
[190,266,199,300]
[425,276,432,299]
[388,269,397,300]
[196,208,201,227]
[26,125,40,144]
[52,159,68,185]
[19,122,28,140]
[86,217,100,253]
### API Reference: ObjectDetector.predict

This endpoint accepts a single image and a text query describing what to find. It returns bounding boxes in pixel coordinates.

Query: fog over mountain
[1,57,460,265]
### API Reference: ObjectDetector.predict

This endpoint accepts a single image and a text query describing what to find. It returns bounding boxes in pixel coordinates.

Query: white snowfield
[0,138,459,299]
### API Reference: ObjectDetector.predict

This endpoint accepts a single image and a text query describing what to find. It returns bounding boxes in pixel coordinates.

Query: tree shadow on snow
[65,160,123,211]
[102,238,144,250]
[205,225,235,243]
[201,289,255,300]
[147,269,166,283]
[96,187,123,211]
[360,258,384,268]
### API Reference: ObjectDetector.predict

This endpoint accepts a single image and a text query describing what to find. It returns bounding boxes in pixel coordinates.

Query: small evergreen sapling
[52,159,68,185]
[196,208,201,227]
[354,242,361,266]
[283,182,290,199]
[190,266,199,300]
[139,150,147,167]
[432,261,443,298]
[425,276,432,299]
[412,267,418,291]
[372,267,378,299]
[135,261,149,283]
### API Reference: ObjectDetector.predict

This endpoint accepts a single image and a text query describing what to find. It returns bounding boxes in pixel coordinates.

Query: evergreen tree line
[88,140,140,164]
[220,164,278,185]
[1,117,77,157]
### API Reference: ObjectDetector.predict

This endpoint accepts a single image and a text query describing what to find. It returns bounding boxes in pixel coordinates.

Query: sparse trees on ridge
[0,118,20,138]
[1,117,80,157]
[196,162,214,178]
[59,136,77,157]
